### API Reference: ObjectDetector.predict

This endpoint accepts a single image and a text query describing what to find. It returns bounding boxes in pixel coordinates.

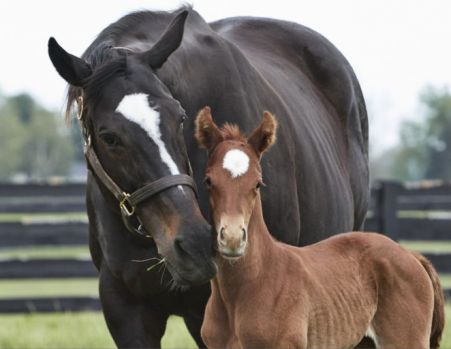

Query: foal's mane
[220,123,247,142]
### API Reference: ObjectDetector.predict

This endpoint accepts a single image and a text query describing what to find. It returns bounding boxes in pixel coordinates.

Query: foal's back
[284,232,437,348]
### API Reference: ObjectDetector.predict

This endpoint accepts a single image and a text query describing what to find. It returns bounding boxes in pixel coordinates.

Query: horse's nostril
[174,237,190,258]
[220,227,225,241]
[242,228,247,241]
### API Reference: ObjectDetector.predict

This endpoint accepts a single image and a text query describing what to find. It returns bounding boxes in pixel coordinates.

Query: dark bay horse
[48,6,369,348]
[196,109,444,349]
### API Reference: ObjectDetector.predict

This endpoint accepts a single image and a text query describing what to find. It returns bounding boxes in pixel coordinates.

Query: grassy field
[0,240,449,347]
[0,279,98,298]
[1,239,450,260]
[0,246,90,260]
[0,306,449,348]
[0,313,196,349]
[400,240,451,253]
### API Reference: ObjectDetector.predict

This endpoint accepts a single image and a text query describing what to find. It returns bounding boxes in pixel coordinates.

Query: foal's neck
[215,194,277,291]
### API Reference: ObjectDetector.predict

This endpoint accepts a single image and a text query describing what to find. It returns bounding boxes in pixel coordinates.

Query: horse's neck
[159,26,273,120]
[214,195,278,298]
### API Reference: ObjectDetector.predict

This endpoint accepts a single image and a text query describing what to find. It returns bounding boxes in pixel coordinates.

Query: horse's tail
[412,251,445,348]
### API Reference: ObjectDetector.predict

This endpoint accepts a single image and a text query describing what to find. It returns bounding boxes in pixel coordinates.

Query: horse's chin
[163,259,214,290]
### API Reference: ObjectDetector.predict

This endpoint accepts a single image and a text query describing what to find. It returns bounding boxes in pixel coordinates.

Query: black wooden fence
[0,183,98,313]
[0,181,450,313]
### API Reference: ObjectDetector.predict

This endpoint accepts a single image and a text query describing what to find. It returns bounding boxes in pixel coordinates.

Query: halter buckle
[120,193,135,216]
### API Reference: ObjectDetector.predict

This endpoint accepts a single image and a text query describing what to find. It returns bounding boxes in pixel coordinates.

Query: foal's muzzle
[217,222,247,259]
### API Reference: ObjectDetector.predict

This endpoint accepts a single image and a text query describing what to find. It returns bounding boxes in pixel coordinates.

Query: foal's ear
[195,106,223,150]
[140,10,189,69]
[248,111,277,157]
[48,37,92,87]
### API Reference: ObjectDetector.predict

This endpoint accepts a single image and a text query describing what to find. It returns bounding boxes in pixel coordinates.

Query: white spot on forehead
[115,93,180,176]
[223,149,249,178]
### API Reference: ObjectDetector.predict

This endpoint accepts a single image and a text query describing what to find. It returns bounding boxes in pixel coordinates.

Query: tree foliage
[371,87,451,181]
[0,93,75,181]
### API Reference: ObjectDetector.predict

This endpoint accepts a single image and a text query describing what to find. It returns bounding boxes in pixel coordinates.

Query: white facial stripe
[116,93,180,175]
[222,149,250,178]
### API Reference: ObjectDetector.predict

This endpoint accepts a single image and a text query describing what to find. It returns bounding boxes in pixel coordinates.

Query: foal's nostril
[242,228,247,242]
[220,227,225,241]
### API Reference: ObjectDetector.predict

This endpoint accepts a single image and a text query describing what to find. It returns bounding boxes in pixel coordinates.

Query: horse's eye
[99,132,121,147]
[180,115,187,124]
[204,177,212,188]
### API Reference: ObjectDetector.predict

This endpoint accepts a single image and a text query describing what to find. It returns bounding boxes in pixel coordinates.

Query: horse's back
[211,16,368,137]
[212,17,369,239]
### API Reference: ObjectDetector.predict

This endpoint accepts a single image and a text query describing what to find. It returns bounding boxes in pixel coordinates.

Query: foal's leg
[99,267,168,348]
[370,298,430,349]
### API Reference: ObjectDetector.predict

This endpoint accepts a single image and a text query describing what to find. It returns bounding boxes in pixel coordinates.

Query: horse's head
[48,10,216,286]
[195,106,277,259]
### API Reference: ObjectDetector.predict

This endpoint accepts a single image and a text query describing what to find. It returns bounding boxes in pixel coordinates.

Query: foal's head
[195,107,277,259]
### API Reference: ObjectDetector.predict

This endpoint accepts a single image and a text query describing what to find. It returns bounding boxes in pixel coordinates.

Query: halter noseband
[76,96,198,239]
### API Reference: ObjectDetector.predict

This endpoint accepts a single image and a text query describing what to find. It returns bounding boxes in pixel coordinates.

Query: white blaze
[223,149,249,178]
[115,93,180,176]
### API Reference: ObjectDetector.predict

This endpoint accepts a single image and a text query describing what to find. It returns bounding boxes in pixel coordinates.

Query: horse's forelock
[64,44,128,122]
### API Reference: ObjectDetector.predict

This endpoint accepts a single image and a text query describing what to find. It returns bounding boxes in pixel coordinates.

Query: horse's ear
[141,10,189,70]
[248,111,278,157]
[48,37,92,87]
[195,106,223,150]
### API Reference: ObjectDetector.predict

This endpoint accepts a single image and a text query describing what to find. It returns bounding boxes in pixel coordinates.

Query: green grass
[400,240,451,253]
[2,240,449,261]
[0,307,449,348]
[440,274,451,288]
[0,246,89,260]
[0,279,98,298]
[0,212,87,223]
[0,313,195,349]
[444,303,451,348]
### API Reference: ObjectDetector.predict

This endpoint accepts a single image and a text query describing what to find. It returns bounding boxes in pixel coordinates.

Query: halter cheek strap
[78,96,198,239]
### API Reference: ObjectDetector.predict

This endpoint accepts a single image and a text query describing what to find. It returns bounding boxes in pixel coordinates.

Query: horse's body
[49,7,368,347]
[197,113,444,349]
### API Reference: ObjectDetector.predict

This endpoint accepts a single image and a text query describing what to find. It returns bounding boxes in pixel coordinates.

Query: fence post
[378,181,404,241]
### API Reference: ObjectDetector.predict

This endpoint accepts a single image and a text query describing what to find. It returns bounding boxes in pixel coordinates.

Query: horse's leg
[99,267,168,348]
[183,314,207,348]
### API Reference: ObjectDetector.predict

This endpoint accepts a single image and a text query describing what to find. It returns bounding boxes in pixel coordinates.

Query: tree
[0,93,75,180]
[370,86,451,182]
[420,87,451,179]
[0,105,27,180]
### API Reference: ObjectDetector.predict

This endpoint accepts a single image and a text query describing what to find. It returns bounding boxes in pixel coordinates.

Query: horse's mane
[64,5,192,121]
[220,123,247,142]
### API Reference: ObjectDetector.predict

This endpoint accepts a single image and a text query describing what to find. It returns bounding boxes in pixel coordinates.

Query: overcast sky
[1,0,450,152]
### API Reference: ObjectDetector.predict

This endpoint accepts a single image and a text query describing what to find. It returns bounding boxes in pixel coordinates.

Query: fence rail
[0,181,450,313]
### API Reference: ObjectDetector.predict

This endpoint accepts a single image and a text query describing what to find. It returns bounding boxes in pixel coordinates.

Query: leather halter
[76,96,198,239]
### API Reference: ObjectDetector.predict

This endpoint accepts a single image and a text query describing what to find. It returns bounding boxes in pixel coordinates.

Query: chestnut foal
[195,107,445,349]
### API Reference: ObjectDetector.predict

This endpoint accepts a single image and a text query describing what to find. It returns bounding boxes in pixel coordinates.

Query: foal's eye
[99,132,121,147]
[256,181,265,190]
[204,177,212,188]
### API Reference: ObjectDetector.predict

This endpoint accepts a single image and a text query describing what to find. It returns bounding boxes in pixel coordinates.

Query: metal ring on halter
[119,193,135,216]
